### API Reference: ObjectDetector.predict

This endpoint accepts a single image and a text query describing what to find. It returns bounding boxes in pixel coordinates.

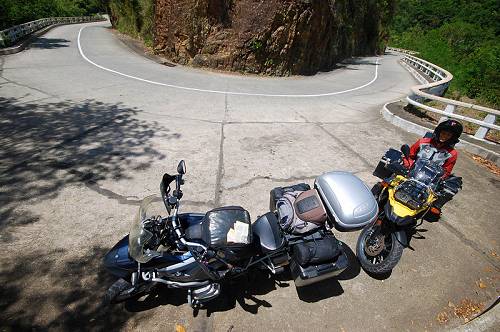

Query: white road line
[77,26,380,98]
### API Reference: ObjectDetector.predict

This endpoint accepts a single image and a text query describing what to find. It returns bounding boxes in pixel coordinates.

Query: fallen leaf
[483,266,494,273]
[491,251,498,258]
[448,301,455,308]
[477,279,487,289]
[176,324,186,332]
[437,311,449,324]
[453,298,484,322]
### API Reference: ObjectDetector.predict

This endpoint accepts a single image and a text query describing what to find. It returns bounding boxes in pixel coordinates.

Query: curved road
[0,21,498,331]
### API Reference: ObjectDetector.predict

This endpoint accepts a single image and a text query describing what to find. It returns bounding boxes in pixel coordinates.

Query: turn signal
[381,181,389,188]
[430,207,441,215]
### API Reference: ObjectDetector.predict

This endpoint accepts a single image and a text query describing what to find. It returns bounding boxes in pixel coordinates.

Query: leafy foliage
[108,0,154,46]
[390,0,500,108]
[0,0,107,30]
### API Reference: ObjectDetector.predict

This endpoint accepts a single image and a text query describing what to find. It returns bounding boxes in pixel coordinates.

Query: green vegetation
[249,39,263,52]
[108,0,154,47]
[0,0,106,30]
[390,0,500,108]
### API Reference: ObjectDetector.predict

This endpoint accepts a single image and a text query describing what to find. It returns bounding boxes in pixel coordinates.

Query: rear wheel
[356,224,404,275]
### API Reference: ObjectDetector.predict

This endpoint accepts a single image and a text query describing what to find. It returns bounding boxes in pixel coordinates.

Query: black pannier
[288,231,348,287]
[292,235,341,266]
[291,233,341,266]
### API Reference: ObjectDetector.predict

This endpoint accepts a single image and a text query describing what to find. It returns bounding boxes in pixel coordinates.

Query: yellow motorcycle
[356,145,460,274]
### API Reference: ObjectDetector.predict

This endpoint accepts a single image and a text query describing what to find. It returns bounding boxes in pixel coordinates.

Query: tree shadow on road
[27,37,71,49]
[0,97,178,242]
[0,96,180,329]
[0,246,146,331]
[122,269,281,317]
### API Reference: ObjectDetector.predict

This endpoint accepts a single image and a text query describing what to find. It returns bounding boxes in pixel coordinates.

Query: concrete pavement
[0,20,498,331]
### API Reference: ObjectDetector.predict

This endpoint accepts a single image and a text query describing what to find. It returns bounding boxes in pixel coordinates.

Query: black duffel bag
[291,234,341,266]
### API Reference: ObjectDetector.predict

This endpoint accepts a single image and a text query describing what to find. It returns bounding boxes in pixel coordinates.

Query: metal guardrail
[388,48,499,141]
[386,46,419,56]
[0,16,105,48]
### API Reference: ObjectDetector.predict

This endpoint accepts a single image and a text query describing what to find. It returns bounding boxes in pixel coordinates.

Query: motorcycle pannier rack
[373,148,403,179]
[315,171,378,230]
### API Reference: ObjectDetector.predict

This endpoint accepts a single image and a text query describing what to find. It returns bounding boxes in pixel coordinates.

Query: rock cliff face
[151,0,393,75]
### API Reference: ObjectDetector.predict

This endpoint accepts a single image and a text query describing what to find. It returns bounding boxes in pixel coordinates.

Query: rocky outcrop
[150,0,395,75]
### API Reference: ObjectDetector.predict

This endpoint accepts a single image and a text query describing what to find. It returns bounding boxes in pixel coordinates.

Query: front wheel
[356,224,404,275]
[104,278,155,305]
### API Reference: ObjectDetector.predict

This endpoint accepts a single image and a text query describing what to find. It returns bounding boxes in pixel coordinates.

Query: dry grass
[467,153,500,176]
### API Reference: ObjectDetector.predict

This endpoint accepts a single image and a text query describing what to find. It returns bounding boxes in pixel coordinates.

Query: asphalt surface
[0,21,498,331]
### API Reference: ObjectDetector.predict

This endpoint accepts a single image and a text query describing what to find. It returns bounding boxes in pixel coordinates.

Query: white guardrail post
[475,114,496,140]
[0,15,105,48]
[386,47,499,143]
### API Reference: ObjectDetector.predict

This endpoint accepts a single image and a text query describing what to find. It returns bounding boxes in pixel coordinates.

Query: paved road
[0,21,498,331]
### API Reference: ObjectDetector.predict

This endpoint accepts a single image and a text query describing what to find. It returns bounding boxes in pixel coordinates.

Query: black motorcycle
[103,161,377,307]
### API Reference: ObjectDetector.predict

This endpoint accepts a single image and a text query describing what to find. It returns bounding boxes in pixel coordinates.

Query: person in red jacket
[403,119,463,178]
[372,119,463,215]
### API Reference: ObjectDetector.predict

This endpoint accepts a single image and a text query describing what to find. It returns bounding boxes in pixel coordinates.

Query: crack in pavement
[84,178,212,208]
[137,110,382,126]
[9,96,54,106]
[213,94,228,208]
[0,76,56,98]
[4,116,120,174]
[439,219,500,270]
[223,169,371,191]
[316,124,376,169]
[223,175,318,191]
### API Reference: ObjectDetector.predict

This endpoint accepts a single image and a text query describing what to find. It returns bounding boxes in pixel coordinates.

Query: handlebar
[387,161,409,176]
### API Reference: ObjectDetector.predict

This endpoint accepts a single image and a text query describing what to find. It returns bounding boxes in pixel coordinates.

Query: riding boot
[371,182,383,198]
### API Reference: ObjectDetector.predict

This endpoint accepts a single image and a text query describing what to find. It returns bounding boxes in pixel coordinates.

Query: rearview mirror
[401,144,410,158]
[177,160,186,175]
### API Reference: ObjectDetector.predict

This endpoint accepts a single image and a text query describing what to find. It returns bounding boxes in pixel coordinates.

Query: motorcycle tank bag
[269,183,310,212]
[315,171,378,230]
[200,206,253,261]
[373,148,403,179]
[276,190,325,235]
[289,232,348,287]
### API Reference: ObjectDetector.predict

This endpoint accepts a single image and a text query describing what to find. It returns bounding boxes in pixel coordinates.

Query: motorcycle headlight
[394,183,428,210]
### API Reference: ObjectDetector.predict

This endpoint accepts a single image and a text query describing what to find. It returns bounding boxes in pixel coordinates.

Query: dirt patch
[466,153,500,176]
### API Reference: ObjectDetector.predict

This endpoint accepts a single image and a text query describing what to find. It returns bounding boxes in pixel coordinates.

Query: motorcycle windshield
[408,159,443,187]
[128,195,162,263]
